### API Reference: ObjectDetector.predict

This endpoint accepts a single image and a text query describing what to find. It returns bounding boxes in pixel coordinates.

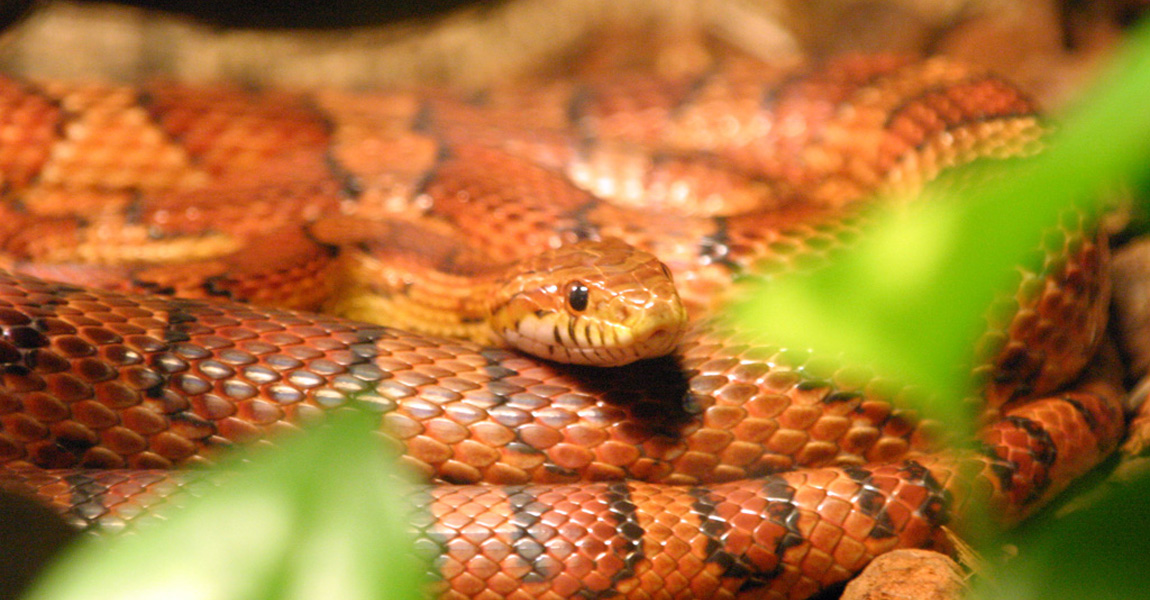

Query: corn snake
[0,53,1124,599]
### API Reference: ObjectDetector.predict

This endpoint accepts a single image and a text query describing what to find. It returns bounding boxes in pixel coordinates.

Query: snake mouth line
[499,316,679,366]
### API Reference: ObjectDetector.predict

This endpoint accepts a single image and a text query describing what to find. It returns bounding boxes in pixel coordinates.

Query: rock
[1111,238,1150,384]
[841,549,965,600]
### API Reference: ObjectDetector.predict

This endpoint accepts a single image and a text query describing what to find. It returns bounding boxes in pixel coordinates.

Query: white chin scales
[501,316,641,366]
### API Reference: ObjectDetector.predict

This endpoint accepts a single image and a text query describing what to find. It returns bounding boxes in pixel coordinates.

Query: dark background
[80,0,495,28]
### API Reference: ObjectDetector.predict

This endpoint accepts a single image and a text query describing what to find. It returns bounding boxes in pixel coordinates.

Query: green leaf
[24,408,426,600]
[735,15,1150,600]
[733,197,998,431]
[968,469,1150,600]
[734,18,1150,428]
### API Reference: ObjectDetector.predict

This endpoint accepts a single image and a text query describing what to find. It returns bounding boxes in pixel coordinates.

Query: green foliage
[735,16,1150,600]
[968,467,1150,600]
[736,21,1150,425]
[24,408,426,600]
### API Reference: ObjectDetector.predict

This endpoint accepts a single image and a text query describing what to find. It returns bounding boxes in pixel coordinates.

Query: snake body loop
[0,54,1122,599]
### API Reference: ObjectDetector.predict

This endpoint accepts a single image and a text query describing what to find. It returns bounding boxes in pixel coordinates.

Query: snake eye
[566,281,589,312]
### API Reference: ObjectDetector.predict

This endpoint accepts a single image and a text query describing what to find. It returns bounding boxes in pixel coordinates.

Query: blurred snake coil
[0,54,1125,599]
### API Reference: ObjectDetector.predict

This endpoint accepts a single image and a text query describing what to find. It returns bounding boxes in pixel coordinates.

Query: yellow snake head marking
[487,238,688,366]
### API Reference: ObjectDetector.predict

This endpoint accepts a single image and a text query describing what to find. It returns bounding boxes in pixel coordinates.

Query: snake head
[488,238,688,366]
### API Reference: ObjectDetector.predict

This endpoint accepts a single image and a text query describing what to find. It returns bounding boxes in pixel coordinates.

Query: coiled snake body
[0,54,1125,599]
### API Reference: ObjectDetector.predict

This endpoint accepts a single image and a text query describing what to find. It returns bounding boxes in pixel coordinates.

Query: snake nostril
[645,326,673,346]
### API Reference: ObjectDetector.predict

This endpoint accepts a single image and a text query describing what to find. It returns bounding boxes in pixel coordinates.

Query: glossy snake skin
[0,54,1124,599]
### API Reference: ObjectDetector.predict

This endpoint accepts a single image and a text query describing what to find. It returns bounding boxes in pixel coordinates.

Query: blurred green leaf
[734,18,1150,428]
[735,15,1150,600]
[968,470,1150,600]
[24,408,425,600]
